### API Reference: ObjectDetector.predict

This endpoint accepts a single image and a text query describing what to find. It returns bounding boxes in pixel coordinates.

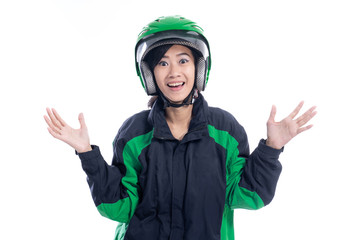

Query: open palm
[44,108,92,153]
[266,101,317,149]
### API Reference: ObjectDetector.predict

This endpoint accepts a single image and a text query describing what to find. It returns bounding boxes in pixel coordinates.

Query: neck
[165,105,193,140]
[165,104,193,125]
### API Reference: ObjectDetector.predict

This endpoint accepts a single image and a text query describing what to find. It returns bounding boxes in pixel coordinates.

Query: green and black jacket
[78,94,282,240]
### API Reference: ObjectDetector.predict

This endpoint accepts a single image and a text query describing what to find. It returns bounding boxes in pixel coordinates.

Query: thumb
[268,105,276,123]
[78,113,87,129]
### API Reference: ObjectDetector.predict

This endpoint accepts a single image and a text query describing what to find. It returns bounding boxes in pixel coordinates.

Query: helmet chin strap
[159,88,198,109]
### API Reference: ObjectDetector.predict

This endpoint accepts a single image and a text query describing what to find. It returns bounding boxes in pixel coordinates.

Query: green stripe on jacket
[208,125,264,240]
[97,129,154,223]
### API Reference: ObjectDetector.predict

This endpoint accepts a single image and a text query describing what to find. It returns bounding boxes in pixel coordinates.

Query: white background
[1,0,359,239]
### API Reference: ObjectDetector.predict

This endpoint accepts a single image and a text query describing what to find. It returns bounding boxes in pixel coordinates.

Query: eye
[179,59,189,64]
[158,61,168,67]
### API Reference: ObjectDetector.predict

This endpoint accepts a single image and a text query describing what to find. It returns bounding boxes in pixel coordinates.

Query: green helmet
[135,15,211,95]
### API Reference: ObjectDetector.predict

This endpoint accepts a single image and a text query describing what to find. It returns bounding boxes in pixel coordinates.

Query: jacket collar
[148,93,209,141]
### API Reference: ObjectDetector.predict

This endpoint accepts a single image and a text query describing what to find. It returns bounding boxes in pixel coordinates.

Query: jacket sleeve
[78,133,143,223]
[226,123,283,210]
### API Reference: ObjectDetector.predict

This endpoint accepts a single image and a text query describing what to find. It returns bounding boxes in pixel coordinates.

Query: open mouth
[167,82,185,88]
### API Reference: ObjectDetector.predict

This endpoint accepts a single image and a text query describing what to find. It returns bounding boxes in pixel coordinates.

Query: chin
[167,98,184,104]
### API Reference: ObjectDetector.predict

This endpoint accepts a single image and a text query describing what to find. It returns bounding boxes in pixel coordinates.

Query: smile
[167,82,185,88]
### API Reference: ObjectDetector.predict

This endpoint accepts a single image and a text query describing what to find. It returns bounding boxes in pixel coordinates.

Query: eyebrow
[161,53,191,58]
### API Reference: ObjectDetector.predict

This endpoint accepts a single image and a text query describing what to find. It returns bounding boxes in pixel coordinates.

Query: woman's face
[154,45,195,104]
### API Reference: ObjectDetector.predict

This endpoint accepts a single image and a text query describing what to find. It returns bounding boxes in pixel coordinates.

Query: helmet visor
[136,30,210,66]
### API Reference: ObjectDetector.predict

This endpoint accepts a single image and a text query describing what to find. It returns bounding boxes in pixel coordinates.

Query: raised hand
[266,101,317,150]
[44,108,92,153]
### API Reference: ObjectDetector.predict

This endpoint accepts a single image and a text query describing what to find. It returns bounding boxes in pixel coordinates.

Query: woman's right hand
[44,108,92,153]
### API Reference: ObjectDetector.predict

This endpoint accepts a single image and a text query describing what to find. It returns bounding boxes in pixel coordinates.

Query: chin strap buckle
[161,88,198,109]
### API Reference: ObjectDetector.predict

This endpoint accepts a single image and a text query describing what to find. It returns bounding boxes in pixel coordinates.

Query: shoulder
[115,110,153,142]
[207,106,248,149]
[207,106,245,133]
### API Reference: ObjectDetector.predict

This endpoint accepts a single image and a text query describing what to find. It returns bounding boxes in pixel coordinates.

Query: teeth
[168,82,183,87]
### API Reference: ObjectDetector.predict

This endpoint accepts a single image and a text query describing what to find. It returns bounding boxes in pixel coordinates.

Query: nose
[169,63,181,78]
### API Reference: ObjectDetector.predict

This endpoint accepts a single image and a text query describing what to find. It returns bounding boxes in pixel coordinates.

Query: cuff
[76,145,102,174]
[76,145,100,160]
[258,139,284,159]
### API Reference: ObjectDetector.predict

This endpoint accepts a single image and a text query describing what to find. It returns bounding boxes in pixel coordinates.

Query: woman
[44,16,316,240]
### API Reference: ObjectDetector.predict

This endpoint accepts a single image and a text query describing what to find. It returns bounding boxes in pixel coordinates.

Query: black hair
[144,44,173,71]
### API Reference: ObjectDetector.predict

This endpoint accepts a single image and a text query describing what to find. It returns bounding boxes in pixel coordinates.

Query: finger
[46,107,62,129]
[44,115,61,135]
[297,124,314,135]
[78,113,87,129]
[268,105,277,123]
[289,101,304,119]
[52,108,67,127]
[296,106,317,126]
[47,127,66,141]
[47,127,59,139]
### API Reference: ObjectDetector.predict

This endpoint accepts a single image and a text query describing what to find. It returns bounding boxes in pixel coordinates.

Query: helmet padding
[140,39,206,95]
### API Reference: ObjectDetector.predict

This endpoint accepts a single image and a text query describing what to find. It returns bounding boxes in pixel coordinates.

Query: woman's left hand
[266,101,317,150]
